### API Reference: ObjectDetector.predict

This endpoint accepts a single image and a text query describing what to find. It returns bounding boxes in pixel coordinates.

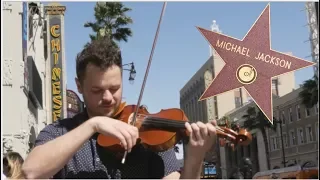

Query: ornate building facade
[67,89,84,118]
[305,2,319,79]
[269,88,318,169]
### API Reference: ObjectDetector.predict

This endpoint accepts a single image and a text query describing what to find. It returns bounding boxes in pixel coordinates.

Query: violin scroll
[236,128,252,146]
[215,124,252,150]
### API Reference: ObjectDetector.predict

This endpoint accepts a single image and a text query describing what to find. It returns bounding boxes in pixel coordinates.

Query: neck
[142,116,186,132]
[85,108,94,119]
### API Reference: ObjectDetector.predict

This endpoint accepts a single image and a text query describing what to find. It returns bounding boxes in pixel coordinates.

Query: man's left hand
[178,120,217,179]
[185,120,217,161]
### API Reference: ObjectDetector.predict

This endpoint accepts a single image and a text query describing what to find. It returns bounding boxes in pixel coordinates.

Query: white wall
[2,2,48,159]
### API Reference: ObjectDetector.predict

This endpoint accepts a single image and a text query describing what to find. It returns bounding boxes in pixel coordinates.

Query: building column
[256,130,268,171]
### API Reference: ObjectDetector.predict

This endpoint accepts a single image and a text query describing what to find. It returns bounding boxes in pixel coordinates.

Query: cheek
[113,89,122,101]
[83,91,100,105]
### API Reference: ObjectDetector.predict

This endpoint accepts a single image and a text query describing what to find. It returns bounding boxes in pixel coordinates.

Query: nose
[102,90,113,103]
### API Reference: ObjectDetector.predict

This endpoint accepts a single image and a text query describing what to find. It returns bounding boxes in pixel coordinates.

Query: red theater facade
[67,89,84,118]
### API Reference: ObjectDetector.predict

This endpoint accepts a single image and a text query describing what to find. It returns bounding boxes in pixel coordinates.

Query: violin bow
[122,2,168,164]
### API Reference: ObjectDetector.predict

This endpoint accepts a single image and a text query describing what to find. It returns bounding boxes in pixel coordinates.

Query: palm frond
[113,28,132,42]
[299,77,318,108]
[85,2,133,45]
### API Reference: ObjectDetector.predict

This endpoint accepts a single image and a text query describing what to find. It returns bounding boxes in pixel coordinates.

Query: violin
[97,102,252,162]
[97,2,252,164]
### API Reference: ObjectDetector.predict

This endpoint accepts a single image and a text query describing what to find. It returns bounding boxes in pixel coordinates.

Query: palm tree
[219,115,233,127]
[84,2,133,47]
[242,106,277,170]
[299,75,318,108]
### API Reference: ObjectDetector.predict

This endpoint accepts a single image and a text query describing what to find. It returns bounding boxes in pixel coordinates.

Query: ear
[75,78,83,94]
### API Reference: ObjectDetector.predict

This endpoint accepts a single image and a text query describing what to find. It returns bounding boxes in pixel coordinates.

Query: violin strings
[143,121,185,129]
[143,118,186,128]
[144,117,185,125]
[144,117,228,134]
[144,117,227,132]
[143,121,230,138]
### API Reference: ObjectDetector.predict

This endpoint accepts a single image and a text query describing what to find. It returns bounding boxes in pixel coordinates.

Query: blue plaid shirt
[35,111,181,179]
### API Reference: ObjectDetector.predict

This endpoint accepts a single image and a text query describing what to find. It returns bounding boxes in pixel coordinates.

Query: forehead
[83,63,122,87]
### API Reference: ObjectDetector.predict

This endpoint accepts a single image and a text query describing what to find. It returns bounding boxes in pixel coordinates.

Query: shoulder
[42,112,87,134]
[34,118,72,146]
[35,113,86,146]
[41,118,74,134]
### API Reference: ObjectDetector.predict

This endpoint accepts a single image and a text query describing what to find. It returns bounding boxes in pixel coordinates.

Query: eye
[91,89,102,94]
[110,86,120,92]
[109,88,119,93]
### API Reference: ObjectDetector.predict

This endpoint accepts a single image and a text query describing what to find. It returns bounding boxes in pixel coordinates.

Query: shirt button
[96,158,100,161]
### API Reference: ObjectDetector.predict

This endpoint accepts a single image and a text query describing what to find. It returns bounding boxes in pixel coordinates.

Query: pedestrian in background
[3,152,24,179]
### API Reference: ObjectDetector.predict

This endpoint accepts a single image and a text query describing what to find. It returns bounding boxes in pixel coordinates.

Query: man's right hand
[22,116,139,179]
[90,117,139,152]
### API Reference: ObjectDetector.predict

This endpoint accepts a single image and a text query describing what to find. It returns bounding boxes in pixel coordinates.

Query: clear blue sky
[60,2,314,113]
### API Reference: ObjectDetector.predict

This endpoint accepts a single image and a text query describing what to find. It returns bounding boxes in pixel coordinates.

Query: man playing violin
[22,37,218,179]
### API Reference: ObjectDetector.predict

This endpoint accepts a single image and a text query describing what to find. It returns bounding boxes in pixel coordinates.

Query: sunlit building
[222,86,318,178]
[179,20,296,178]
[2,2,67,158]
[3,1,47,158]
[269,88,318,169]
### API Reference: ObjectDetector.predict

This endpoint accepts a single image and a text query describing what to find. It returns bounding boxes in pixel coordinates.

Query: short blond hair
[3,152,24,179]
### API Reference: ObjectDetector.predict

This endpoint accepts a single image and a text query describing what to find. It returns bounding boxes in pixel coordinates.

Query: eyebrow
[91,85,120,89]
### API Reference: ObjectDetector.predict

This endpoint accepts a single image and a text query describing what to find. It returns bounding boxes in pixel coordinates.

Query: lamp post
[273,117,286,168]
[122,62,136,84]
